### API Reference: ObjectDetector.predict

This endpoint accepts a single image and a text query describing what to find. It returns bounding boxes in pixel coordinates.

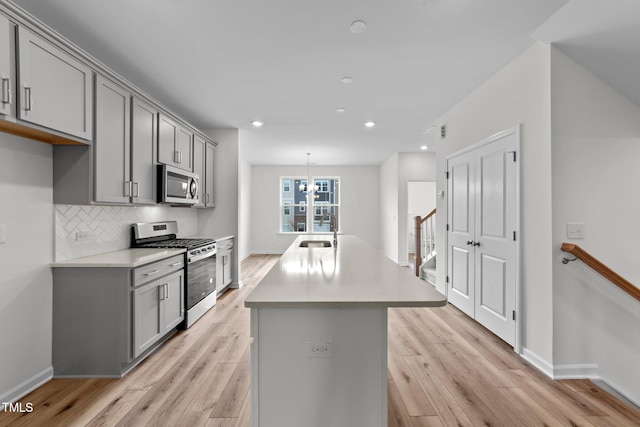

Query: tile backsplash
[54,205,198,261]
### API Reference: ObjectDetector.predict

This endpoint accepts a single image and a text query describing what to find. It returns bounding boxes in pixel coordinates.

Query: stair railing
[414,208,436,277]
[561,243,640,302]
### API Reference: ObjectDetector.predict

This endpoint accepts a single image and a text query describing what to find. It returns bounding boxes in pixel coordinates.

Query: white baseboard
[520,349,639,408]
[521,347,554,378]
[553,363,600,379]
[0,366,53,404]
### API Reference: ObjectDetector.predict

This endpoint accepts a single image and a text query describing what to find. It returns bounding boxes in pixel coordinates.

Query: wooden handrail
[415,209,437,276]
[417,208,437,227]
[561,243,640,302]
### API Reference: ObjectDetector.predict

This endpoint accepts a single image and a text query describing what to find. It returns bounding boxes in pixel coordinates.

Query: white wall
[0,134,53,402]
[396,152,437,265]
[550,47,640,403]
[250,165,379,254]
[432,42,554,363]
[198,129,240,284]
[238,138,252,262]
[379,154,398,261]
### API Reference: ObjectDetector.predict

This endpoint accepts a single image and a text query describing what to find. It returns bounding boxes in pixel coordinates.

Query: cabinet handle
[164,283,169,299]
[124,181,132,197]
[169,262,182,267]
[178,151,183,164]
[24,86,32,111]
[174,150,180,164]
[1,78,11,105]
[133,182,139,197]
[144,269,159,277]
[206,193,210,204]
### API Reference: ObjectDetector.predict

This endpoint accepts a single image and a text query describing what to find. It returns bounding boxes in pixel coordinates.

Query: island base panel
[250,307,388,427]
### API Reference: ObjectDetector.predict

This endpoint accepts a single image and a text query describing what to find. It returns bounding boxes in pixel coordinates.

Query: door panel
[478,253,506,317]
[474,133,517,346]
[447,151,475,317]
[447,128,518,347]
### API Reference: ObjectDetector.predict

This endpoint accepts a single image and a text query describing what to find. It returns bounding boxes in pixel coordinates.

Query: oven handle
[188,250,217,264]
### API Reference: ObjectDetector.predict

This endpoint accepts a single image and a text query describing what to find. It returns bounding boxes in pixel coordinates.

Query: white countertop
[51,248,186,268]
[245,235,447,308]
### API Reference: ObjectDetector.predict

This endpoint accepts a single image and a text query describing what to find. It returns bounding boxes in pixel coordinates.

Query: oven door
[187,253,216,310]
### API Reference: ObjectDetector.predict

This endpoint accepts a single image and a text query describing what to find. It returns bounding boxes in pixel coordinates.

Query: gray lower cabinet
[52,254,184,377]
[158,113,193,172]
[16,25,92,140]
[216,237,234,294]
[133,269,184,358]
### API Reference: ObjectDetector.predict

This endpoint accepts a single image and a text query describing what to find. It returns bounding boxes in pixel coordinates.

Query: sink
[298,240,332,248]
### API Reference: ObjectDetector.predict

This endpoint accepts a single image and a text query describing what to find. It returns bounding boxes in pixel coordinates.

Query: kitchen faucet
[319,212,338,247]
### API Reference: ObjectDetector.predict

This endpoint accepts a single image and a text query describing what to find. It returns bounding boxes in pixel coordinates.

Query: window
[280,176,340,233]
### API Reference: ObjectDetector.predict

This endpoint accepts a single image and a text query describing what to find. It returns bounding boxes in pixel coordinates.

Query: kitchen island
[244,235,446,427]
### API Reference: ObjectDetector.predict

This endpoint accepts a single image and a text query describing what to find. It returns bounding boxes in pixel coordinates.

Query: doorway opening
[407,181,436,277]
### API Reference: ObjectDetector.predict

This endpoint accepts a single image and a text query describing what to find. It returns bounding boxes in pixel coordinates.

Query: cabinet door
[176,126,193,171]
[161,270,184,333]
[158,113,178,167]
[0,15,13,117]
[17,26,92,139]
[131,97,157,204]
[192,134,205,207]
[94,75,131,203]
[205,142,215,207]
[133,280,162,358]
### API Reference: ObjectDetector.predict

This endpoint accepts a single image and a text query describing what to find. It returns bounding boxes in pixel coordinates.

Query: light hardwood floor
[1,254,639,426]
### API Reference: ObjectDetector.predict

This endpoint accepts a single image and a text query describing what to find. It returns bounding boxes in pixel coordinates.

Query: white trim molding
[0,367,53,404]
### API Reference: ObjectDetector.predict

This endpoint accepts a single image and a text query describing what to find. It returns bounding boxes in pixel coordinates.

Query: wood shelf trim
[0,119,89,145]
[561,242,640,302]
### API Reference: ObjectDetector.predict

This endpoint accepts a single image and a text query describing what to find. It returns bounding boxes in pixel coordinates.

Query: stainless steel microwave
[158,164,200,205]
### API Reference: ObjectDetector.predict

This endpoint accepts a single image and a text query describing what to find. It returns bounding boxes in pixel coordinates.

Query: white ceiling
[11,0,640,165]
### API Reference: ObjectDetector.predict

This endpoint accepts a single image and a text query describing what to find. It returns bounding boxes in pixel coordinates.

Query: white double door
[447,129,518,346]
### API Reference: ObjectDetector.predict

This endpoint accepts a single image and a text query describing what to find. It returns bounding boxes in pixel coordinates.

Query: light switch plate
[567,223,584,239]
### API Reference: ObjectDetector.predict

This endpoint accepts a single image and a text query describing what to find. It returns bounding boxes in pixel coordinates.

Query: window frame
[279,175,340,235]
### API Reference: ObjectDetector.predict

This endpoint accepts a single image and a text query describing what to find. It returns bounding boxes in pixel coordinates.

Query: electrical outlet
[306,341,333,358]
[76,231,90,241]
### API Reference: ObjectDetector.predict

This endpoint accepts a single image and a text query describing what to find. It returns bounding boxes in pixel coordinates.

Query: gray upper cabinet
[0,14,13,118]
[193,134,205,207]
[204,141,215,207]
[131,97,157,205]
[193,134,215,208]
[158,113,193,172]
[17,26,92,140]
[94,74,131,204]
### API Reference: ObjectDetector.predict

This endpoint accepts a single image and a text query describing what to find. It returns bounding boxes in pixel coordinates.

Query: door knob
[473,241,481,247]
[466,240,474,245]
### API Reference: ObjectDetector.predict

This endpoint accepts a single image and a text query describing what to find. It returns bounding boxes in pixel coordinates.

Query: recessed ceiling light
[350,20,367,34]
[420,145,428,150]
[251,120,264,127]
[340,77,353,85]
[336,108,345,113]
[364,121,375,128]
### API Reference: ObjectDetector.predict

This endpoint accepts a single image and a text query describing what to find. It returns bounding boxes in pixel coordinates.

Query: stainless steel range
[132,221,216,328]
